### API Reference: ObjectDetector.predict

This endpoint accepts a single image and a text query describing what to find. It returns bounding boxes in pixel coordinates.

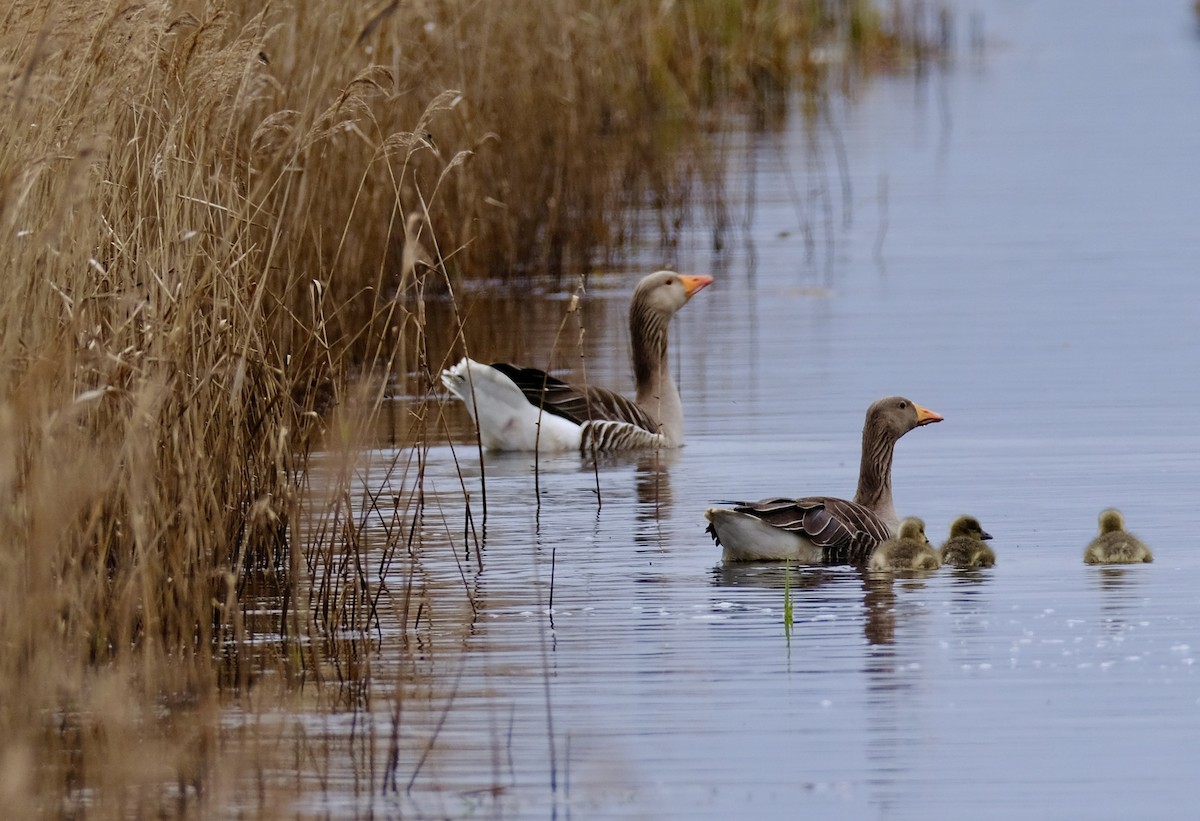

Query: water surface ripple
[281,3,1200,817]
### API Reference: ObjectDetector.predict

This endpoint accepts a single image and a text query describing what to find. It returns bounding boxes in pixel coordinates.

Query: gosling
[939,515,996,568]
[1083,508,1152,564]
[868,517,940,571]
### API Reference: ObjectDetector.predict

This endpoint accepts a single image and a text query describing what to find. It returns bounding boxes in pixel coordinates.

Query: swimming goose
[441,271,712,452]
[1084,508,1152,564]
[939,515,996,568]
[705,396,943,564]
[868,517,940,571]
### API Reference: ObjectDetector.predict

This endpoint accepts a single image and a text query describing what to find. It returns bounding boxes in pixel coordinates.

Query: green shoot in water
[783,561,795,640]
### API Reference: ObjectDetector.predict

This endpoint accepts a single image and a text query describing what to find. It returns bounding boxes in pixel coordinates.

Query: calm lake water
[248,3,1200,818]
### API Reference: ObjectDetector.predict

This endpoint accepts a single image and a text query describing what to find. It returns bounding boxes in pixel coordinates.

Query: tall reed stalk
[0,0,947,813]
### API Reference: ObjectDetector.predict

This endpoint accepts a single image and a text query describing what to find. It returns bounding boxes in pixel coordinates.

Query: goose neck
[855,424,897,526]
[630,300,682,444]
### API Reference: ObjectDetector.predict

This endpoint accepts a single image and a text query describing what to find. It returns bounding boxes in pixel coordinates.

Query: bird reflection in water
[710,564,938,647]
[580,447,677,516]
[1092,565,1143,634]
[633,448,675,515]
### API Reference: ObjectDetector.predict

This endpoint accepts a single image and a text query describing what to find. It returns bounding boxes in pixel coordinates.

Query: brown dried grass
[0,0,942,814]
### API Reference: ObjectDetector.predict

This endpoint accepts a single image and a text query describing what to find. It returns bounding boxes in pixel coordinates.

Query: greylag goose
[441,271,711,452]
[1084,508,1152,564]
[939,515,996,568]
[868,517,940,571]
[706,396,942,564]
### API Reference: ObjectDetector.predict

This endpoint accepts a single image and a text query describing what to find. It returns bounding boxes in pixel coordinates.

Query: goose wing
[706,496,891,565]
[489,363,658,432]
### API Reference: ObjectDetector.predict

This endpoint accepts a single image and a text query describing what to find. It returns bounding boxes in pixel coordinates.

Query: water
[251,3,1200,818]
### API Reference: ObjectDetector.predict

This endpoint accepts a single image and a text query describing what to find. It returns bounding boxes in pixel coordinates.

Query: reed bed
[0,0,947,815]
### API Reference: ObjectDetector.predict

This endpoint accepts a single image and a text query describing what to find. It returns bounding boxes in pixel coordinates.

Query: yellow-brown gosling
[939,515,996,568]
[1083,508,1152,564]
[868,517,941,572]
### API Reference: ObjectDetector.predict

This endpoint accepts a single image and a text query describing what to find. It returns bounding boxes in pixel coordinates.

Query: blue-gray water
[261,3,1200,818]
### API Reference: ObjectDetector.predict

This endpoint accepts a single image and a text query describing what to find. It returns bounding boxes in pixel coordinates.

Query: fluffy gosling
[939,515,996,568]
[1083,508,1152,564]
[869,517,941,572]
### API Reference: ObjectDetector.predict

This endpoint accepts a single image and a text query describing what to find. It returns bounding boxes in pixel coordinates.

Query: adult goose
[939,515,996,568]
[441,270,712,452]
[1083,508,1152,564]
[868,517,940,572]
[705,396,943,564]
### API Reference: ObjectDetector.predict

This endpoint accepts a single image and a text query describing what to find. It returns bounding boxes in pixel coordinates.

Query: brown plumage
[869,517,940,571]
[939,515,996,568]
[706,396,943,564]
[489,364,659,442]
[441,271,711,452]
[1084,509,1152,564]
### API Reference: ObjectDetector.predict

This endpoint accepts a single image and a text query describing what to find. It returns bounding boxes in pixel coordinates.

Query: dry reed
[0,0,946,815]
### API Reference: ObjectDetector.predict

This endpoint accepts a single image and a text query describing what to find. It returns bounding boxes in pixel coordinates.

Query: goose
[1084,508,1152,564]
[868,517,940,571]
[705,396,943,564]
[441,270,711,452]
[939,515,996,568]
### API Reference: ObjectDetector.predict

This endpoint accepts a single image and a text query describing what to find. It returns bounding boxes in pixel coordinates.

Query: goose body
[939,515,996,568]
[441,271,711,452]
[869,517,940,571]
[706,396,943,564]
[1084,508,1152,564]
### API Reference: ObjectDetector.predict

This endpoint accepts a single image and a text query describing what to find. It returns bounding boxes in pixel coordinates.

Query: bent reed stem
[0,0,949,813]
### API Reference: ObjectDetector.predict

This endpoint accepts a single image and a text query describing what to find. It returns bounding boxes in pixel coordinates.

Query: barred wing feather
[490,363,659,432]
[707,496,891,565]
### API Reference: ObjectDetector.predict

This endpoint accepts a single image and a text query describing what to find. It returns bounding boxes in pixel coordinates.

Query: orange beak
[914,403,944,426]
[679,274,713,298]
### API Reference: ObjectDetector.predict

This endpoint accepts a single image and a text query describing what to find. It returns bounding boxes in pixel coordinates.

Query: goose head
[1098,508,1125,534]
[949,515,992,541]
[633,270,713,316]
[866,396,944,442]
[896,516,930,544]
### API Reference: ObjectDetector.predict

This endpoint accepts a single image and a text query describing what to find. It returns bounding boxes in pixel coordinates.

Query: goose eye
[898,400,908,410]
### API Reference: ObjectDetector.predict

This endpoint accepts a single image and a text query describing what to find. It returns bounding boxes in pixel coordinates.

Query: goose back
[489,363,659,432]
[706,496,892,565]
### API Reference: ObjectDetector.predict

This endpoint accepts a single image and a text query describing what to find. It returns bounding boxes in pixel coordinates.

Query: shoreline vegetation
[0,0,950,814]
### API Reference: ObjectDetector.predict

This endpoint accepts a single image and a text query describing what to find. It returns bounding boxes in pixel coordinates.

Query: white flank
[441,357,582,452]
[705,508,825,563]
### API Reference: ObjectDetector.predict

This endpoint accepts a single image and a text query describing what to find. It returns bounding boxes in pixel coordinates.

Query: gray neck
[630,300,683,445]
[855,422,897,530]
